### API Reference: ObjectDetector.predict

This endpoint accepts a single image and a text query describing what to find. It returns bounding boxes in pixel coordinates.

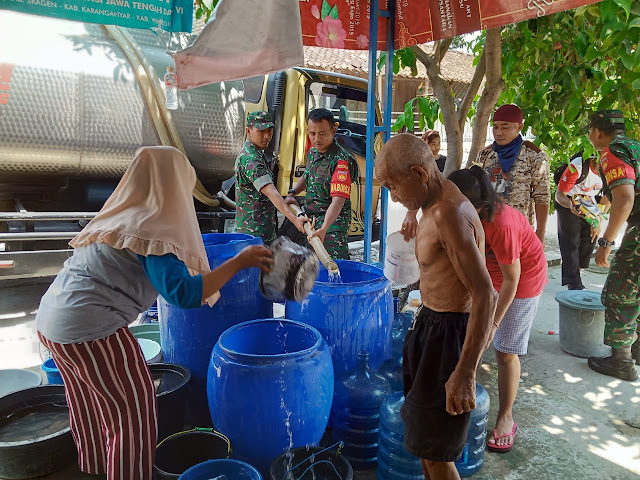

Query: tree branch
[437,38,454,63]
[466,27,505,167]
[457,50,486,131]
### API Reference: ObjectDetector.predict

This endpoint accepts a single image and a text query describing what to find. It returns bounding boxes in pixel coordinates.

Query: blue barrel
[455,383,490,477]
[332,351,392,469]
[207,319,334,473]
[179,459,262,480]
[41,358,63,385]
[377,392,422,480]
[159,233,273,426]
[285,260,393,377]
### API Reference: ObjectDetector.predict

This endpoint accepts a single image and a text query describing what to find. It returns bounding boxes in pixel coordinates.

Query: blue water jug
[455,383,490,477]
[285,260,393,377]
[377,356,403,392]
[332,351,392,469]
[377,392,422,480]
[208,319,334,473]
[159,233,273,426]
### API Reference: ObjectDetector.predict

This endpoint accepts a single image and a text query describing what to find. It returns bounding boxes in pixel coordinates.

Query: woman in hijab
[35,146,273,480]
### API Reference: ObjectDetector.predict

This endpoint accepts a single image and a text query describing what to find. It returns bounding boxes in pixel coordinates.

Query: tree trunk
[465,28,504,167]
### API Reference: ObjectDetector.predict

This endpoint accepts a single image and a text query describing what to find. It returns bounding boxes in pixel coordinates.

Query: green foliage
[500,0,640,177]
[195,0,220,23]
[378,47,417,76]
[392,96,440,132]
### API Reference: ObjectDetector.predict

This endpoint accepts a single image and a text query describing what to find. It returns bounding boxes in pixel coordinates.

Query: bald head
[376,133,436,177]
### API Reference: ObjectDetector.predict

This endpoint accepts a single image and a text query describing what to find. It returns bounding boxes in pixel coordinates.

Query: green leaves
[500,4,640,188]
[321,0,331,20]
[404,99,415,131]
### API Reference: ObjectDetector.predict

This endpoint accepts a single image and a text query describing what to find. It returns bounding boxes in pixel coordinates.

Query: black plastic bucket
[270,445,353,480]
[148,363,191,441]
[0,385,76,479]
[153,428,232,480]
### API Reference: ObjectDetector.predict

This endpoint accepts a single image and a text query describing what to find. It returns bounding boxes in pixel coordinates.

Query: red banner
[300,0,602,50]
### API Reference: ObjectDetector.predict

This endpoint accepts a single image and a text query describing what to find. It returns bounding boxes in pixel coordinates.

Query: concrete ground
[1,261,639,479]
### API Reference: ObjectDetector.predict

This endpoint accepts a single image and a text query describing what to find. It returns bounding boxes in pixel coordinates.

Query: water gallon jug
[259,236,319,302]
[555,290,610,358]
[159,233,273,426]
[207,319,334,473]
[377,392,422,480]
[455,383,490,477]
[332,351,392,469]
[377,356,403,392]
[286,260,393,377]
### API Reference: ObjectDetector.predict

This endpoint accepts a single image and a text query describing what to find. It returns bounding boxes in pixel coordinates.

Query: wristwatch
[287,189,296,195]
[597,237,615,248]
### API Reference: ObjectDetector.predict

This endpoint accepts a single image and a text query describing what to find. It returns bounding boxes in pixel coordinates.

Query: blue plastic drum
[207,319,334,473]
[285,260,393,377]
[159,233,273,426]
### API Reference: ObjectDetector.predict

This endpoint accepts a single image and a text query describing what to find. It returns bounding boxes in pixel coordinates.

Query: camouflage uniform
[470,140,550,225]
[235,112,277,244]
[304,139,359,259]
[598,135,640,348]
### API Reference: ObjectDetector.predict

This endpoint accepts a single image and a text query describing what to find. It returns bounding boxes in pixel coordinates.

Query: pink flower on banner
[315,17,347,48]
[311,4,321,19]
[356,34,369,49]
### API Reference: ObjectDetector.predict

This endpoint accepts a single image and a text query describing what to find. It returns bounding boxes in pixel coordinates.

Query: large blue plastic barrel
[207,319,334,473]
[455,383,490,477]
[285,260,393,377]
[159,233,273,426]
[377,392,422,480]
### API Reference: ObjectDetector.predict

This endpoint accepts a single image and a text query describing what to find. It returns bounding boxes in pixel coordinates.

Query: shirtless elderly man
[376,134,497,480]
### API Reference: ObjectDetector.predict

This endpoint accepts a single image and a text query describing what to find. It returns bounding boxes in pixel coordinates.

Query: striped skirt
[39,327,157,480]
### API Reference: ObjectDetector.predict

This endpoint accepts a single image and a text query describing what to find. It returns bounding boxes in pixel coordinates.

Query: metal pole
[379,0,395,265]
[364,0,379,264]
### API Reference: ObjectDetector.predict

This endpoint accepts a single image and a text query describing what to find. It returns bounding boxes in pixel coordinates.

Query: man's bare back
[417,182,485,313]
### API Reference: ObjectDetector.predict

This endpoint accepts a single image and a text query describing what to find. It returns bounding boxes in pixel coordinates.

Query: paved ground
[1,258,639,479]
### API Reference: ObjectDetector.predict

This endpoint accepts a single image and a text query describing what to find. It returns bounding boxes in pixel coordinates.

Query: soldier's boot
[588,346,638,382]
[632,337,640,366]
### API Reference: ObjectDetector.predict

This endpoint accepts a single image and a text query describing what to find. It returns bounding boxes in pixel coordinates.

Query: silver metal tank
[0,11,245,182]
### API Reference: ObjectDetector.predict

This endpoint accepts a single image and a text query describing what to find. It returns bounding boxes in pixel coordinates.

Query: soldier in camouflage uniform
[469,104,550,244]
[586,110,640,381]
[285,108,359,259]
[235,111,308,244]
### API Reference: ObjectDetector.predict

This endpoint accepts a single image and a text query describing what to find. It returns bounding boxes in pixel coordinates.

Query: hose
[288,204,339,275]
[217,191,237,209]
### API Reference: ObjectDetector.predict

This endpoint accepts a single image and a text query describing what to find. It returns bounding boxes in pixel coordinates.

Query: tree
[500,0,640,174]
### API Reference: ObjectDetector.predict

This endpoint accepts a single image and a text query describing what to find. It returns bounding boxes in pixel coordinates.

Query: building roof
[303,45,476,85]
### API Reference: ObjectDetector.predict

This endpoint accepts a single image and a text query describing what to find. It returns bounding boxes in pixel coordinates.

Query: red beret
[493,104,523,124]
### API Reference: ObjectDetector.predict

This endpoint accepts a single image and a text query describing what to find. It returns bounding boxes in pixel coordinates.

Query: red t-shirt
[482,204,548,298]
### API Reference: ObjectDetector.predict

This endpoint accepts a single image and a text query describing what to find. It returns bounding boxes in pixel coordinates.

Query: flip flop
[486,422,518,453]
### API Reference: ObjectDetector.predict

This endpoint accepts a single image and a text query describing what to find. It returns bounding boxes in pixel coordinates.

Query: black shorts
[401,306,470,462]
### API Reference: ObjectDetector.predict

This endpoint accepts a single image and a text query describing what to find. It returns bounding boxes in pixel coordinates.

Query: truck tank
[0,11,245,184]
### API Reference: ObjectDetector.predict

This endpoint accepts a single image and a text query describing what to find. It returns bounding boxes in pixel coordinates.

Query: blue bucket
[208,319,334,473]
[41,358,63,385]
[285,260,393,377]
[159,233,273,426]
[179,459,262,480]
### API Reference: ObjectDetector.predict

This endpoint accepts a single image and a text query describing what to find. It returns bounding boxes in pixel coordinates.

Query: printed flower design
[315,17,347,48]
[311,4,321,19]
[356,34,369,49]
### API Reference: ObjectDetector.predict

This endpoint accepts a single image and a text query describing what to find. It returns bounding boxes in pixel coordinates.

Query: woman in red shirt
[449,166,548,453]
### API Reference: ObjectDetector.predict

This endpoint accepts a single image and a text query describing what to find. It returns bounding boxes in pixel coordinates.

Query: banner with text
[0,0,193,32]
[299,0,602,50]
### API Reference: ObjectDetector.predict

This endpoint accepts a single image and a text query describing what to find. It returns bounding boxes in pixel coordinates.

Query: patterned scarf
[493,134,523,172]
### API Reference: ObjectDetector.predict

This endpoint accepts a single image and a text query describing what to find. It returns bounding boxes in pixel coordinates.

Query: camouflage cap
[588,109,625,130]
[247,111,275,130]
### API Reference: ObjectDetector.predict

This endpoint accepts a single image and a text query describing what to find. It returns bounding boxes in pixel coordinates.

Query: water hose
[289,204,339,275]
[217,190,237,209]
